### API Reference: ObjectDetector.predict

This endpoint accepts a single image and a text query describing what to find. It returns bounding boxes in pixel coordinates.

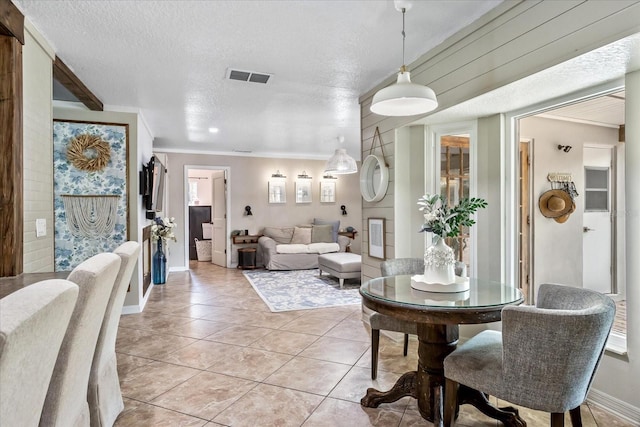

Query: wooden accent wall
[53,56,103,111]
[0,0,24,277]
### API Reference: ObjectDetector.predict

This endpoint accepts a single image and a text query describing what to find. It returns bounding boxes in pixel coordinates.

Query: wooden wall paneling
[53,56,103,111]
[0,0,24,44]
[0,35,23,277]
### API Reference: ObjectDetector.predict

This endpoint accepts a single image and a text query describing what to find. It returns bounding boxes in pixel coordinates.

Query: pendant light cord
[401,8,406,69]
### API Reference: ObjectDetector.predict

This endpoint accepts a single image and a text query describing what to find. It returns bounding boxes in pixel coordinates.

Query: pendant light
[324,136,357,175]
[370,3,438,116]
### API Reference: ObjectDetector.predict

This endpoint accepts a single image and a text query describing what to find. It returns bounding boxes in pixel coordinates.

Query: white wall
[22,20,55,273]
[188,169,214,206]
[160,152,362,268]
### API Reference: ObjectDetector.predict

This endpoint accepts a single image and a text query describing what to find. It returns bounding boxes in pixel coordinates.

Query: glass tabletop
[360,275,523,310]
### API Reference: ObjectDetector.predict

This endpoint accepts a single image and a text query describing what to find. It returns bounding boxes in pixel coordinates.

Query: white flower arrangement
[151,217,177,242]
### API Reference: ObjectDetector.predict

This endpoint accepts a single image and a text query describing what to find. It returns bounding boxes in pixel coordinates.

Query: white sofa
[258,224,350,270]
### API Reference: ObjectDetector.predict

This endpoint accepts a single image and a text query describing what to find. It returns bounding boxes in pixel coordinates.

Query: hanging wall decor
[53,120,129,272]
[66,133,111,171]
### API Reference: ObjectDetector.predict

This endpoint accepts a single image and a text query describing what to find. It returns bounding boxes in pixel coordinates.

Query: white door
[582,146,613,294]
[211,172,227,267]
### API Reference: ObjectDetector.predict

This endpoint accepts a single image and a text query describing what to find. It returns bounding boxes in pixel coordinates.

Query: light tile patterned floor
[114,262,634,426]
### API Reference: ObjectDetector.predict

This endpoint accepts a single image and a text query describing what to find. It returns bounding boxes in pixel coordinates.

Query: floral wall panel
[53,120,129,271]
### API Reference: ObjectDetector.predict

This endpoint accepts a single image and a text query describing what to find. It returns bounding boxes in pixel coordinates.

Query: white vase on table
[423,238,455,285]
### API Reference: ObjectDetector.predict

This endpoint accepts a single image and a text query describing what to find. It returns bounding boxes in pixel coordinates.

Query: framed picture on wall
[368,217,385,259]
[268,180,286,203]
[320,181,336,203]
[295,179,312,203]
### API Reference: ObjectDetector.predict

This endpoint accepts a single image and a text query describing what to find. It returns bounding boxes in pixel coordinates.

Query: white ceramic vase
[423,238,456,285]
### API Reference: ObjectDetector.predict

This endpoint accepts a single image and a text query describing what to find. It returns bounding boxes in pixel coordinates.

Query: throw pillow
[290,226,312,244]
[311,224,333,243]
[313,218,340,242]
[262,227,295,244]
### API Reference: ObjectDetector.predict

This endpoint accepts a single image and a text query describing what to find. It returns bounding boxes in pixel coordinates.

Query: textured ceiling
[14,0,502,159]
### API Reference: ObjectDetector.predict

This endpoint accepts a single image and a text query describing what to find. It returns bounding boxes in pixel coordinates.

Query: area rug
[242,269,361,312]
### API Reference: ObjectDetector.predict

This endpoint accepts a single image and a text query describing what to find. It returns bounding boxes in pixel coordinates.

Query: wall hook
[341,205,347,216]
[244,205,252,216]
[557,144,572,153]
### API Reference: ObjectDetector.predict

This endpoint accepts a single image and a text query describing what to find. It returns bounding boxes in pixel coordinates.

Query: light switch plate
[36,218,47,237]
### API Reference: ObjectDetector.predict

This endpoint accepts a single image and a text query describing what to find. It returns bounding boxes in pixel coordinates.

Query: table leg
[360,323,458,423]
[457,385,526,427]
[360,371,417,407]
[416,323,458,421]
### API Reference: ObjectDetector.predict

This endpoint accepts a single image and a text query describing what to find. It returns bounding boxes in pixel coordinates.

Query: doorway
[513,88,626,345]
[184,166,230,268]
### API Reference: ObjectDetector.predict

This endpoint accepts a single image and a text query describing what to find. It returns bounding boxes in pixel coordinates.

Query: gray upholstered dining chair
[0,280,79,427]
[40,253,121,427]
[370,258,423,379]
[88,242,141,427]
[443,283,615,427]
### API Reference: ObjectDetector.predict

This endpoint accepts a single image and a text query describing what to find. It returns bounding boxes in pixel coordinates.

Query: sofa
[258,221,350,270]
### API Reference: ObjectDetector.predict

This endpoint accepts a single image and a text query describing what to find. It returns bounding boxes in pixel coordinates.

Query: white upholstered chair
[0,279,79,427]
[40,253,121,427]
[443,283,615,427]
[88,242,140,427]
[87,242,140,427]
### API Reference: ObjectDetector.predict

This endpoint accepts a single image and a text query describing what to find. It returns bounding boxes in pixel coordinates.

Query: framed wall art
[320,180,336,203]
[368,217,386,260]
[295,178,312,203]
[53,119,129,272]
[268,179,286,203]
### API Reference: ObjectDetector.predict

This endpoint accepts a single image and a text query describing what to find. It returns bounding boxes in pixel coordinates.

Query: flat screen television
[140,156,166,214]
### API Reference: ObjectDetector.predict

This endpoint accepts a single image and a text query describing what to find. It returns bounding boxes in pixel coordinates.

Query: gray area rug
[243,269,361,312]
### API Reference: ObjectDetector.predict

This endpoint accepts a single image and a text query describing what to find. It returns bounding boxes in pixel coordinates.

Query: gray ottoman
[318,253,362,288]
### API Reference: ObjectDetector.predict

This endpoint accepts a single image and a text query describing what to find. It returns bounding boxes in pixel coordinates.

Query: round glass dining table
[360,275,524,423]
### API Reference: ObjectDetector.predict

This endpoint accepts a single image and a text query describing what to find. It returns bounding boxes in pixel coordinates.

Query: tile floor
[114,262,634,426]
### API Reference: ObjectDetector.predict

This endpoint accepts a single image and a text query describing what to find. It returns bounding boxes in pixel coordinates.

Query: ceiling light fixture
[208,127,219,133]
[324,136,357,175]
[370,2,438,117]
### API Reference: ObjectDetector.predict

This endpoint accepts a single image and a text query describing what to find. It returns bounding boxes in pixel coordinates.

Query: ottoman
[318,253,362,288]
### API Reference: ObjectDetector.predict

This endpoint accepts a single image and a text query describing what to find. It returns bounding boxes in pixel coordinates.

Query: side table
[237,247,257,269]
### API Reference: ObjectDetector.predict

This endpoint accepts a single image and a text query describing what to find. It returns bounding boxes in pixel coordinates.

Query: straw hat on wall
[539,189,573,218]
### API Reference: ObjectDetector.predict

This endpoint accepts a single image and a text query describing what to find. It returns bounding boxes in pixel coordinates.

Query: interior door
[211,172,227,267]
[583,146,613,294]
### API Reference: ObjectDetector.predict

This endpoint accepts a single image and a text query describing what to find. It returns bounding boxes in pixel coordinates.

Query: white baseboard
[588,388,640,425]
[169,266,189,272]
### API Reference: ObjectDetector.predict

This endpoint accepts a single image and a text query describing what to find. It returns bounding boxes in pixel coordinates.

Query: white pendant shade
[324,148,357,174]
[370,71,438,116]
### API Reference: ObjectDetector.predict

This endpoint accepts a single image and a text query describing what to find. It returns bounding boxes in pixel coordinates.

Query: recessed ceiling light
[208,127,219,133]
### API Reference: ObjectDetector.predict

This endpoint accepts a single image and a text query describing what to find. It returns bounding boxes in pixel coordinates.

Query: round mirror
[360,154,389,202]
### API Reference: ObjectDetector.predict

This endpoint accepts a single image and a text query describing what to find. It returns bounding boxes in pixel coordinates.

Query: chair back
[380,258,424,276]
[88,242,141,427]
[40,253,121,427]
[0,280,78,427]
[501,283,615,413]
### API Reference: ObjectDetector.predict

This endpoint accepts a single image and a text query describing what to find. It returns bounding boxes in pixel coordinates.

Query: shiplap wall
[359,0,640,282]
[22,21,55,273]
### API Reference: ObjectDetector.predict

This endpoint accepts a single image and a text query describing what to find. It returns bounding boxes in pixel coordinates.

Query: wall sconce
[341,205,347,216]
[297,171,312,179]
[322,173,337,180]
[244,205,252,216]
[558,145,572,153]
[271,170,286,179]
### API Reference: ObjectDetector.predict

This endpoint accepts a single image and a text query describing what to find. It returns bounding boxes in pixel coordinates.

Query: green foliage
[418,194,487,238]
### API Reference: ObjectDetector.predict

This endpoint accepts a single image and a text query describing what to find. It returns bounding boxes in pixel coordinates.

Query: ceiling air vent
[226,68,272,84]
